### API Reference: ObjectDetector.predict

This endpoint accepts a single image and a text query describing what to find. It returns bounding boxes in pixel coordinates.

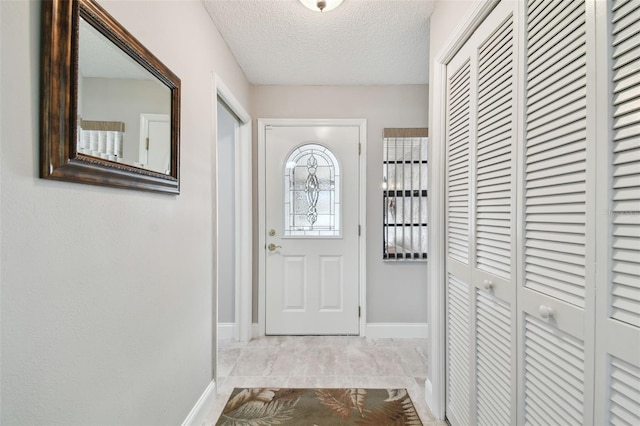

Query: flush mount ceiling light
[299,0,344,12]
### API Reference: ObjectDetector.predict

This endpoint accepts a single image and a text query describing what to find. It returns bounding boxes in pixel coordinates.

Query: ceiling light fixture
[299,0,343,12]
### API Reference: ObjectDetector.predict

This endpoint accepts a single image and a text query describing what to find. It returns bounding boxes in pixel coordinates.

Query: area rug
[215,387,423,425]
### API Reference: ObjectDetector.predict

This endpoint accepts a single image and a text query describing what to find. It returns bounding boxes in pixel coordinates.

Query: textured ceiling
[203,0,434,85]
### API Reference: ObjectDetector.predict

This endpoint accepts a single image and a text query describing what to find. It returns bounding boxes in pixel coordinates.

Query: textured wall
[251,85,429,324]
[0,0,250,424]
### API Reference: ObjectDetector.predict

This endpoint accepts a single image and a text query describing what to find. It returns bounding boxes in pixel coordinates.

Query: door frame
[138,113,170,170]
[214,75,252,349]
[257,118,367,337]
[426,0,498,420]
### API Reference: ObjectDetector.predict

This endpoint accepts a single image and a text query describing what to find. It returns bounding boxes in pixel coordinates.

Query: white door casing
[264,125,359,335]
[213,74,252,396]
[258,119,366,335]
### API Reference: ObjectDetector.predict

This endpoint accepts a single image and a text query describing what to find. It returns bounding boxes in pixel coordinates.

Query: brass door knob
[267,243,282,251]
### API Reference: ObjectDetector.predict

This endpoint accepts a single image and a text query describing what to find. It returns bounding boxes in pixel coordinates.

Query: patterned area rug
[215,387,423,425]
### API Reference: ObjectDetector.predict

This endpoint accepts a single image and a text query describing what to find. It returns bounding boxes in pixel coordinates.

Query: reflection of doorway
[139,113,170,173]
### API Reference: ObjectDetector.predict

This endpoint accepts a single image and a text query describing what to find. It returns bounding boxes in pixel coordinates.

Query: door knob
[267,243,282,252]
[538,305,554,319]
[483,279,493,290]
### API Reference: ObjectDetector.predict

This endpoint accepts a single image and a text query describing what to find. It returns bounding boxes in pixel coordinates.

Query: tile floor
[204,336,446,425]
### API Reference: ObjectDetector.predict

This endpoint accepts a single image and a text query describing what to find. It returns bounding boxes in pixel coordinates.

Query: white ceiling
[203,0,434,85]
[79,19,156,81]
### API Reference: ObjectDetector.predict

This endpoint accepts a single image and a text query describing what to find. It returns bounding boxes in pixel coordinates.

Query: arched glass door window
[284,144,340,237]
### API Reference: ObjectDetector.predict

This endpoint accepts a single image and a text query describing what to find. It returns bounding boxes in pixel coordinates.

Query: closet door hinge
[358,225,361,236]
[358,306,361,318]
[358,143,361,155]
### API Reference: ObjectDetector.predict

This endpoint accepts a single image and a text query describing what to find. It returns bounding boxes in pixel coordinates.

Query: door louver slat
[611,0,640,328]
[476,15,513,280]
[447,274,471,426]
[524,0,587,308]
[609,356,640,425]
[524,315,585,425]
[447,61,471,264]
[476,290,511,426]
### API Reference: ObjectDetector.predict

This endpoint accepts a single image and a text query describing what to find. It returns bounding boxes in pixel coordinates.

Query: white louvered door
[444,1,640,424]
[445,42,473,426]
[594,0,640,424]
[472,3,518,426]
[445,3,518,425]
[518,0,596,423]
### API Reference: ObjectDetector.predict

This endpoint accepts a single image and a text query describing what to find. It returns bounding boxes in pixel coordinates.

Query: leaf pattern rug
[215,387,423,425]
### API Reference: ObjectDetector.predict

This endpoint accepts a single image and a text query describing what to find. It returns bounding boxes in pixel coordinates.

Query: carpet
[215,387,423,425]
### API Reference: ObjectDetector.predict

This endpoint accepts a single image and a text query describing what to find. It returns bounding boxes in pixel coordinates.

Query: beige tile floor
[204,336,446,425]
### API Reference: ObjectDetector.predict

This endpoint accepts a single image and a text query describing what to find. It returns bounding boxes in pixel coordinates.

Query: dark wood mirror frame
[41,0,181,194]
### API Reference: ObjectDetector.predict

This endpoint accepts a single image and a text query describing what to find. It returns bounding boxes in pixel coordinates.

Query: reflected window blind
[383,128,428,260]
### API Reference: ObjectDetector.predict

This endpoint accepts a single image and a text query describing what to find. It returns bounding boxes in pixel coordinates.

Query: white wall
[251,85,429,323]
[217,102,237,324]
[0,0,250,424]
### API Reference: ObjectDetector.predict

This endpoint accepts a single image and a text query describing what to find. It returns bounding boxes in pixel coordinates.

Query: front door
[264,124,361,335]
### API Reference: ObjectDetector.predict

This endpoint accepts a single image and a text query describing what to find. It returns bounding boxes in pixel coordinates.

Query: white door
[139,113,170,174]
[444,2,518,425]
[264,125,361,335]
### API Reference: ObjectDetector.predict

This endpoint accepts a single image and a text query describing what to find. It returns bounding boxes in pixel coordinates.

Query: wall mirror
[41,0,181,193]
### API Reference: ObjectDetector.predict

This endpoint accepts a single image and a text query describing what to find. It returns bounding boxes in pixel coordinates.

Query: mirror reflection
[77,18,171,174]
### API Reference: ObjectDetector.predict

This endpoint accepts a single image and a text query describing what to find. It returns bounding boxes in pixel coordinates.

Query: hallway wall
[251,85,429,324]
[0,0,250,424]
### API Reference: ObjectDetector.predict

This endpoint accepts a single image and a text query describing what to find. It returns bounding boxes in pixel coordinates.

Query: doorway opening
[214,76,252,386]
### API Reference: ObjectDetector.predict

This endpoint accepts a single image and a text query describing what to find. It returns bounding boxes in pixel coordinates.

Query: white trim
[257,118,367,337]
[214,74,252,344]
[181,380,217,426]
[365,323,428,339]
[436,0,500,65]
[252,322,260,339]
[215,76,250,124]
[427,0,497,421]
[217,323,237,341]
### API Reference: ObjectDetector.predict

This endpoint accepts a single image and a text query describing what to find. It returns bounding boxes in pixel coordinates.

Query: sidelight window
[383,128,428,259]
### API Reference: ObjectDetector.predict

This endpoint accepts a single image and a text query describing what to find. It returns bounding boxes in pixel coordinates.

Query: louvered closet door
[444,2,518,425]
[445,40,474,426]
[594,0,640,424]
[519,0,595,423]
[471,3,518,425]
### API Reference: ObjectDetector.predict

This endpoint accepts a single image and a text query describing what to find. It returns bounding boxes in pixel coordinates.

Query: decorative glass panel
[284,144,340,237]
[383,129,428,260]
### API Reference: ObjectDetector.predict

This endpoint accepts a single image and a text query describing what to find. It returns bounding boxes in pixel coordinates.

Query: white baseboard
[217,323,236,340]
[425,377,445,420]
[252,322,260,338]
[182,380,216,426]
[365,323,428,339]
